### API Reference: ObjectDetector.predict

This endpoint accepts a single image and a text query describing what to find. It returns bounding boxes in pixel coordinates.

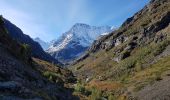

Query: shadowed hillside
[0,16,78,100]
[3,19,62,65]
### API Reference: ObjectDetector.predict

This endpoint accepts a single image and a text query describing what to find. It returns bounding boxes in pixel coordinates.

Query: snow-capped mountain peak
[46,23,113,64]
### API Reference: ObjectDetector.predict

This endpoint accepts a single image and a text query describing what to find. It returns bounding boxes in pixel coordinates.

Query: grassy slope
[71,0,170,99]
[33,58,76,87]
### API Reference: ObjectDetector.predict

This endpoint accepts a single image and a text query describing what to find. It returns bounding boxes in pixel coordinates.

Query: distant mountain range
[44,23,113,64]
[34,37,50,50]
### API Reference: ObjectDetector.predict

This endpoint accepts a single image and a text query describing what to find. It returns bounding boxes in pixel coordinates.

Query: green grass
[122,40,168,68]
[128,55,170,92]
[153,40,170,56]
[43,71,62,83]
[89,87,102,100]
[74,83,85,93]
[104,38,170,83]
[74,82,91,96]
[108,94,116,100]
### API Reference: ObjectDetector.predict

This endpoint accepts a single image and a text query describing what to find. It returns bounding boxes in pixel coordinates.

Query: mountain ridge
[3,18,62,65]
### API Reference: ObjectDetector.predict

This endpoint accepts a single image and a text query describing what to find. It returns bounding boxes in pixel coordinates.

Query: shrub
[136,46,152,61]
[135,62,143,72]
[74,83,85,93]
[153,40,170,56]
[43,71,62,83]
[134,83,145,92]
[141,18,151,27]
[112,45,153,80]
[74,83,91,96]
[154,72,162,81]
[118,45,153,69]
[122,40,170,70]
[76,64,84,70]
[108,94,116,100]
[119,57,136,69]
[89,87,102,100]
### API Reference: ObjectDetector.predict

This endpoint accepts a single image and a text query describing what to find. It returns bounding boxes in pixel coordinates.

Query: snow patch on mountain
[48,33,73,52]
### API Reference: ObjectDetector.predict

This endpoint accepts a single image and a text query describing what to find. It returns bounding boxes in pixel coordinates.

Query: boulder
[102,40,115,50]
[113,51,130,63]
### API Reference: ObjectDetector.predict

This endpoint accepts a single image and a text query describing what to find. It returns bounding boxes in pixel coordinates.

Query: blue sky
[0,0,149,42]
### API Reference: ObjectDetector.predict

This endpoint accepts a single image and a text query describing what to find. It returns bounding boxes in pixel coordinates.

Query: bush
[108,94,116,100]
[74,83,91,96]
[89,87,102,100]
[118,45,153,69]
[119,40,169,71]
[74,83,85,93]
[76,64,84,70]
[154,72,162,81]
[153,40,170,56]
[119,57,136,69]
[43,71,62,83]
[112,45,153,80]
[136,46,152,61]
[134,83,145,92]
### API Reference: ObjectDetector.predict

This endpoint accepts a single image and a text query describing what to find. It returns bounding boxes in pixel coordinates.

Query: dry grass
[125,55,170,92]
[33,58,60,73]
[87,80,123,91]
[33,58,76,86]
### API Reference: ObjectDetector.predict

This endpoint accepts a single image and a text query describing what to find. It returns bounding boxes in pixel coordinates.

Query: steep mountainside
[47,23,112,64]
[34,37,50,50]
[0,16,77,100]
[4,19,61,65]
[71,0,170,99]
